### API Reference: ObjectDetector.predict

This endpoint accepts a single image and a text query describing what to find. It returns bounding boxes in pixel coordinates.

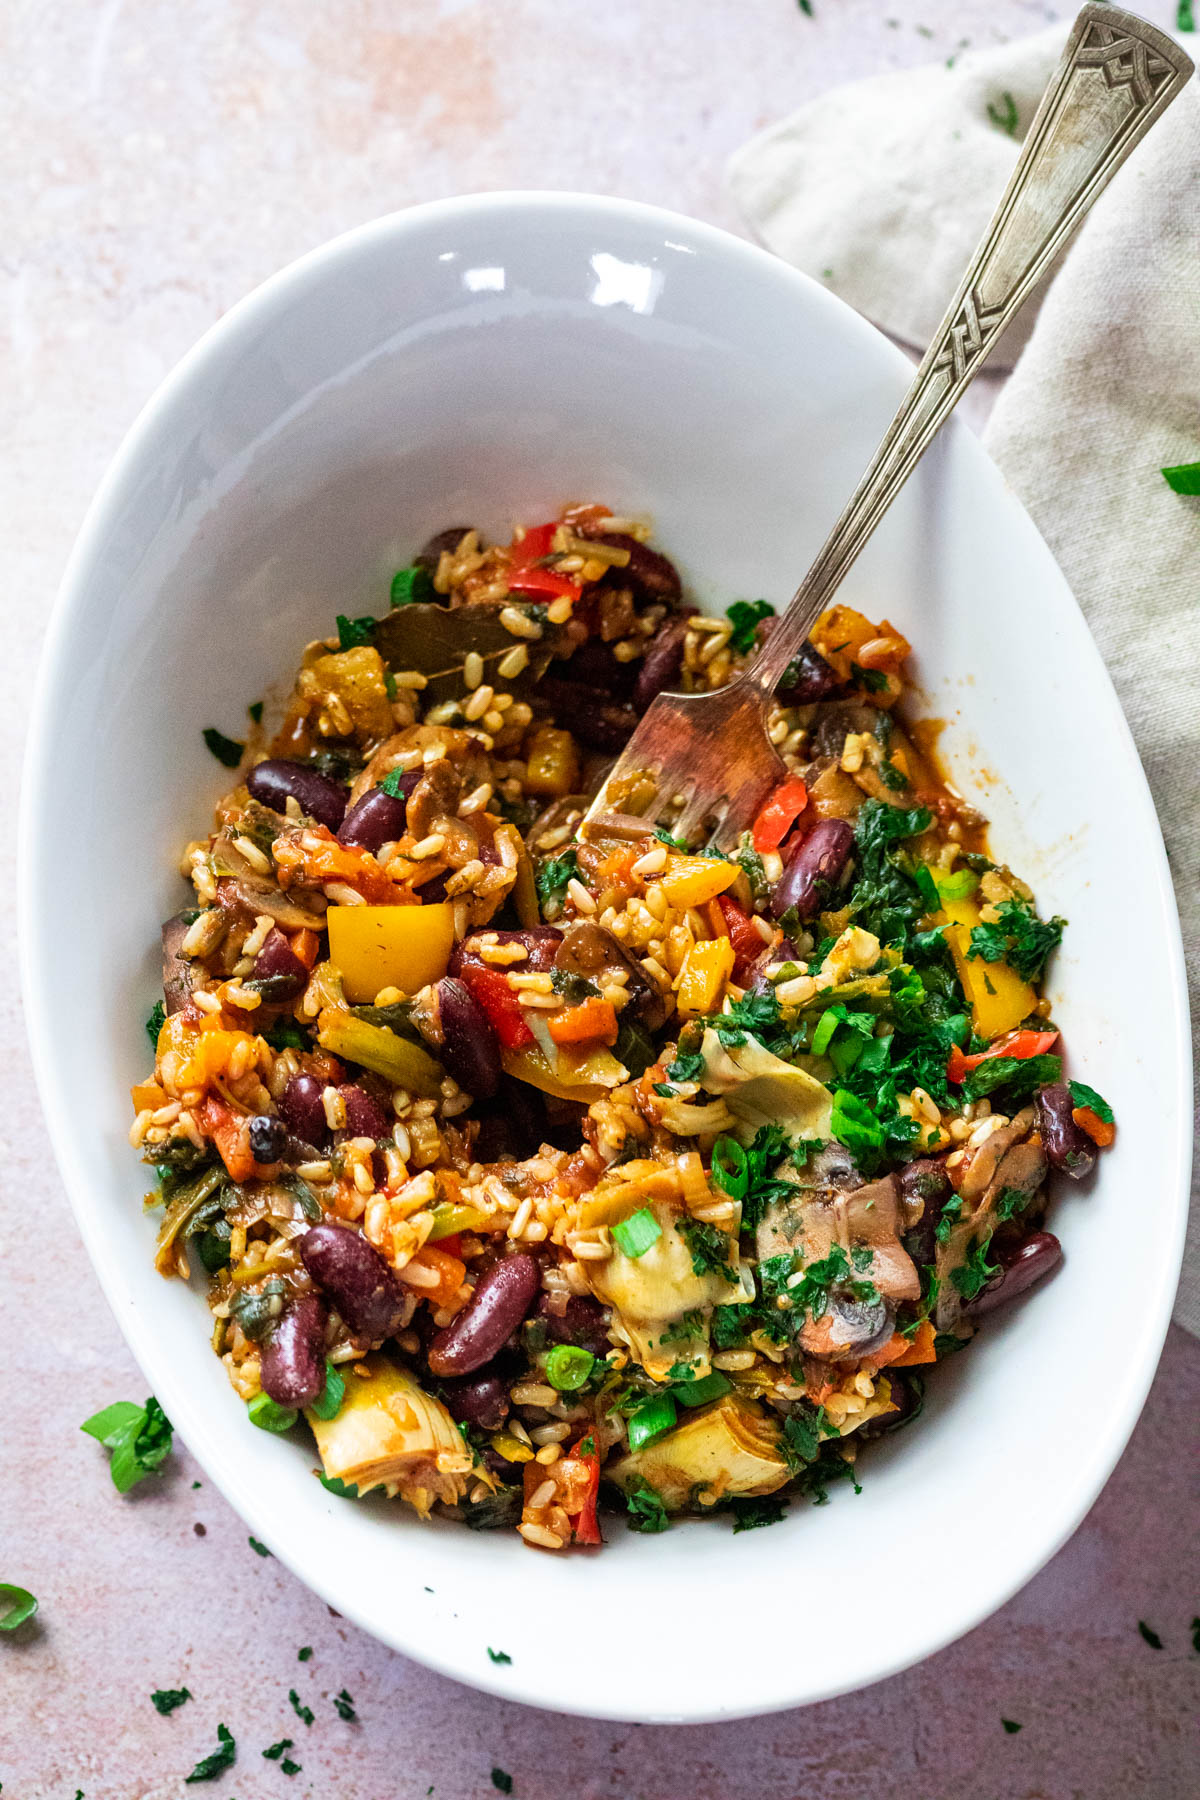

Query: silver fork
[581,3,1191,851]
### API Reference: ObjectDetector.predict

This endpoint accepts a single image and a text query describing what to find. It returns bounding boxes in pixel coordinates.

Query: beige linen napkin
[729,25,1200,1335]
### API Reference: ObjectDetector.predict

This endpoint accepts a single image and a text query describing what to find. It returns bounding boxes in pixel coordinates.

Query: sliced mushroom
[554,920,670,1032]
[405,757,461,841]
[161,912,195,1015]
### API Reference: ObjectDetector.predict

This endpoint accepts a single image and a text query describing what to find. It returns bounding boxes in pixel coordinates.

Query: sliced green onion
[247,1392,298,1433]
[544,1345,595,1392]
[611,1207,662,1259]
[627,1392,677,1452]
[934,868,979,902]
[710,1136,748,1201]
[308,1360,345,1421]
[811,1009,840,1057]
[0,1584,38,1631]
[672,1371,732,1408]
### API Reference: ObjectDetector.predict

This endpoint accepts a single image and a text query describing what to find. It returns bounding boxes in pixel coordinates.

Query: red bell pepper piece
[456,961,534,1052]
[508,522,557,566]
[751,778,809,853]
[946,1028,1059,1085]
[506,520,582,602]
[567,1434,602,1546]
[716,893,767,984]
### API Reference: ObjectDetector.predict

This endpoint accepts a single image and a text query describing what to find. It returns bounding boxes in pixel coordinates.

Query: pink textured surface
[3,0,1197,1794]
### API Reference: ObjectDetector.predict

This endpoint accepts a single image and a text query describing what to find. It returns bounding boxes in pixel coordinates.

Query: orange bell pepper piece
[1073,1106,1115,1147]
[546,997,619,1048]
[272,826,405,905]
[405,1243,467,1310]
[195,1093,279,1183]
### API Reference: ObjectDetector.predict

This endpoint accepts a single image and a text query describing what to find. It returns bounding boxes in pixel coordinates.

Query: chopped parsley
[993,1187,1028,1223]
[987,90,1019,135]
[725,598,775,653]
[623,1475,670,1533]
[248,699,264,724]
[491,1772,513,1796]
[333,1687,356,1721]
[378,765,411,798]
[1138,1621,1163,1649]
[678,1218,736,1282]
[961,1053,1061,1105]
[263,1018,309,1052]
[535,850,578,905]
[782,1405,834,1469]
[184,1723,235,1783]
[950,1238,999,1302]
[297,1646,313,1661]
[0,1585,38,1631]
[760,1242,878,1329]
[80,1396,173,1493]
[390,564,435,607]
[1001,1719,1023,1734]
[487,1648,512,1665]
[1162,457,1200,492]
[849,660,888,693]
[936,1193,964,1241]
[145,1000,166,1048]
[288,1689,315,1726]
[1068,1079,1113,1124]
[730,1494,788,1531]
[248,1536,271,1558]
[967,898,1065,982]
[150,1687,192,1715]
[202,727,244,768]
[318,1474,363,1499]
[335,612,377,651]
[263,1739,294,1761]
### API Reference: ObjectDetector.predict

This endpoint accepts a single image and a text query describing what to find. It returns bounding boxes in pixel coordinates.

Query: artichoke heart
[577,1178,743,1381]
[608,1393,790,1510]
[698,1029,832,1142]
[307,1355,477,1516]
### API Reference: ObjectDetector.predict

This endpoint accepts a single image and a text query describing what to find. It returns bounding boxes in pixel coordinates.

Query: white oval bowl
[20,193,1190,1723]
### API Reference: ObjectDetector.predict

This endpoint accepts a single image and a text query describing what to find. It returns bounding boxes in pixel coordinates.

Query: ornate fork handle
[749,3,1192,699]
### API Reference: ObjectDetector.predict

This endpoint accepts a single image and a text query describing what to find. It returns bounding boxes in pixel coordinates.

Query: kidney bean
[439,1371,511,1431]
[248,1114,288,1164]
[574,527,683,605]
[774,637,847,705]
[770,817,855,920]
[537,1292,612,1359]
[436,977,502,1100]
[338,784,412,853]
[300,1222,408,1339]
[279,1074,329,1149]
[969,1230,1063,1318]
[633,615,690,712]
[428,1253,540,1377]
[898,1158,953,1268]
[247,759,347,831]
[415,526,478,573]
[260,1294,329,1408]
[340,1083,391,1140]
[534,677,638,752]
[1037,1084,1096,1180]
[252,927,308,999]
[562,638,638,702]
[161,913,194,1015]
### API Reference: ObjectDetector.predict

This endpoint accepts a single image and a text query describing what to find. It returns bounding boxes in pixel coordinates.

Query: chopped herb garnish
[0,1585,38,1631]
[730,1494,788,1531]
[967,898,1065,983]
[145,1000,166,1048]
[849,661,888,693]
[725,599,775,653]
[1162,457,1200,492]
[962,1053,1061,1105]
[987,90,1019,135]
[318,1474,363,1499]
[298,1646,313,1661]
[263,1739,294,1761]
[950,1238,1000,1302]
[288,1689,314,1726]
[1001,1718,1022,1734]
[333,1687,356,1721]
[535,850,578,905]
[491,1772,513,1796]
[487,1648,512,1665]
[151,1686,192,1715]
[263,1018,309,1052]
[1138,1621,1163,1649]
[202,727,244,768]
[248,700,264,724]
[335,612,377,651]
[390,564,435,607]
[80,1396,173,1493]
[623,1475,670,1533]
[282,1758,301,1775]
[677,1217,735,1282]
[378,765,411,799]
[185,1722,235,1783]
[936,1193,964,1241]
[611,1207,662,1259]
[248,1536,271,1558]
[993,1186,1028,1223]
[1067,1079,1113,1124]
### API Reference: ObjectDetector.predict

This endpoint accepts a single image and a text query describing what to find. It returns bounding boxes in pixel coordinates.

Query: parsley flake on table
[491,1771,513,1795]
[248,1536,271,1558]
[1001,1718,1023,1734]
[1191,1616,1200,1653]
[202,726,244,768]
[487,1648,512,1665]
[184,1722,235,1783]
[0,1584,38,1631]
[151,1686,192,1715]
[987,90,1019,135]
[297,1646,313,1661]
[80,1396,173,1493]
[1138,1620,1163,1649]
[262,1740,294,1762]
[333,1687,356,1721]
[1162,457,1200,491]
[288,1689,314,1726]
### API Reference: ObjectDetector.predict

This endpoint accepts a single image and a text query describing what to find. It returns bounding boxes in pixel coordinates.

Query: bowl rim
[19,189,1193,1722]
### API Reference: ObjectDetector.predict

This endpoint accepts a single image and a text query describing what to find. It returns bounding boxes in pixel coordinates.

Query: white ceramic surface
[20,192,1191,1724]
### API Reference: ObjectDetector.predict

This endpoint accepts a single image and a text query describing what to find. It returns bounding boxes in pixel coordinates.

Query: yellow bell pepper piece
[327,902,455,1004]
[675,936,736,1016]
[316,1008,444,1096]
[660,856,739,910]
[500,1044,607,1104]
[523,724,580,798]
[931,872,1037,1040]
[309,646,394,744]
